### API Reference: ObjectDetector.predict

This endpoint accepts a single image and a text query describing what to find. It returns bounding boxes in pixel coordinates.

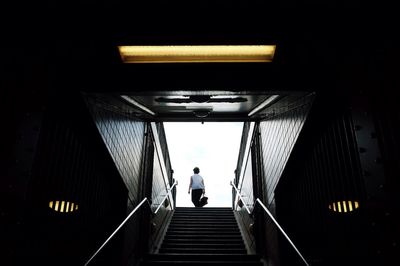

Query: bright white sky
[164,122,243,207]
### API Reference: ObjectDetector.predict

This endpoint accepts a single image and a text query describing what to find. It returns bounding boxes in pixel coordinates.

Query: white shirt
[191,174,205,190]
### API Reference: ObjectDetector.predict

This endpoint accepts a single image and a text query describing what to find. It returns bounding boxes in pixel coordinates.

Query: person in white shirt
[188,167,206,207]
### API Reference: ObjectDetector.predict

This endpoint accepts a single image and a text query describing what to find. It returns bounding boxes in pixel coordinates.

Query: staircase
[141,207,263,265]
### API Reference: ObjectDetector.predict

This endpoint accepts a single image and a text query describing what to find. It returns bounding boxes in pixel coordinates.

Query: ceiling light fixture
[118,45,276,63]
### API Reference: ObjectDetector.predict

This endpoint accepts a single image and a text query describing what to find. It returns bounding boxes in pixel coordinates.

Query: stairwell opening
[81,91,315,264]
[164,122,243,207]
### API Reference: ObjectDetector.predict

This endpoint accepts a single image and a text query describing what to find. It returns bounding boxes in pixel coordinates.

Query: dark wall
[1,41,51,265]
[19,92,128,265]
[234,94,314,262]
[273,91,399,265]
[363,92,400,265]
[257,94,314,266]
[85,96,175,262]
[259,94,315,207]
[85,95,149,265]
[85,95,146,207]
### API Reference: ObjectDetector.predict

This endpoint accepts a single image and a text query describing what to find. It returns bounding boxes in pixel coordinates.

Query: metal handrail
[84,181,178,266]
[230,181,251,214]
[154,181,178,214]
[230,181,309,266]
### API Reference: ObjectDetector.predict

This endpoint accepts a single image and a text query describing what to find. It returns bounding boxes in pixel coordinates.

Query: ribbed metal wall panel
[259,96,314,208]
[84,96,151,265]
[85,97,174,261]
[234,95,314,259]
[85,97,146,208]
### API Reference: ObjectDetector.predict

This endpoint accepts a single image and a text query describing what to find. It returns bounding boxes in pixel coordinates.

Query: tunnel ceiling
[87,90,311,122]
[7,1,395,115]
[126,93,269,119]
[32,1,389,93]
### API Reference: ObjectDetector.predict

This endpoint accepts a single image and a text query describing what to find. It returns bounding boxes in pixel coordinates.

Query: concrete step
[141,261,262,266]
[139,207,257,265]
[144,254,261,261]
[161,243,245,249]
[166,230,242,235]
[164,235,242,240]
[171,221,236,224]
[158,248,247,254]
[168,224,239,228]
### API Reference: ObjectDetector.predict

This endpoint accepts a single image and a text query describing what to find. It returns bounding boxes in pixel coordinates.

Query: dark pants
[191,189,203,207]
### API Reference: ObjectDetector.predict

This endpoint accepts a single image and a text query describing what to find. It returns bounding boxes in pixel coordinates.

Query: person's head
[193,167,200,174]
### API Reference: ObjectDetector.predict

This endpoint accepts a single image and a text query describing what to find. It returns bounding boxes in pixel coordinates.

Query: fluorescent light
[118,45,276,63]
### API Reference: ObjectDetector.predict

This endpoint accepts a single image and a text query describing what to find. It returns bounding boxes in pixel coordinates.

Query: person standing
[188,167,206,207]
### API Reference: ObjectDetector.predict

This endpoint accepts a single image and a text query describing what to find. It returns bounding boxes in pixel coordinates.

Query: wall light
[49,200,79,213]
[118,45,276,63]
[328,200,359,213]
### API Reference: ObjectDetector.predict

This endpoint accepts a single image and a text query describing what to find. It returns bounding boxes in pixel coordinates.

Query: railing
[154,181,178,214]
[84,181,178,266]
[230,181,309,266]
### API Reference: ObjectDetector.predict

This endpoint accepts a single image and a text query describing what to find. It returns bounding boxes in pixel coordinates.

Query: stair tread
[167,231,241,235]
[164,236,242,240]
[173,214,234,216]
[169,225,237,228]
[163,241,244,245]
[141,207,253,265]
[172,218,236,220]
[161,244,245,247]
[159,248,246,253]
[143,261,261,265]
[167,227,239,230]
[163,238,243,242]
[146,254,261,259]
[171,219,237,224]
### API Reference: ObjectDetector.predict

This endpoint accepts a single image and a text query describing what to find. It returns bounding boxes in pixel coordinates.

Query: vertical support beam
[238,122,255,188]
[150,122,174,209]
